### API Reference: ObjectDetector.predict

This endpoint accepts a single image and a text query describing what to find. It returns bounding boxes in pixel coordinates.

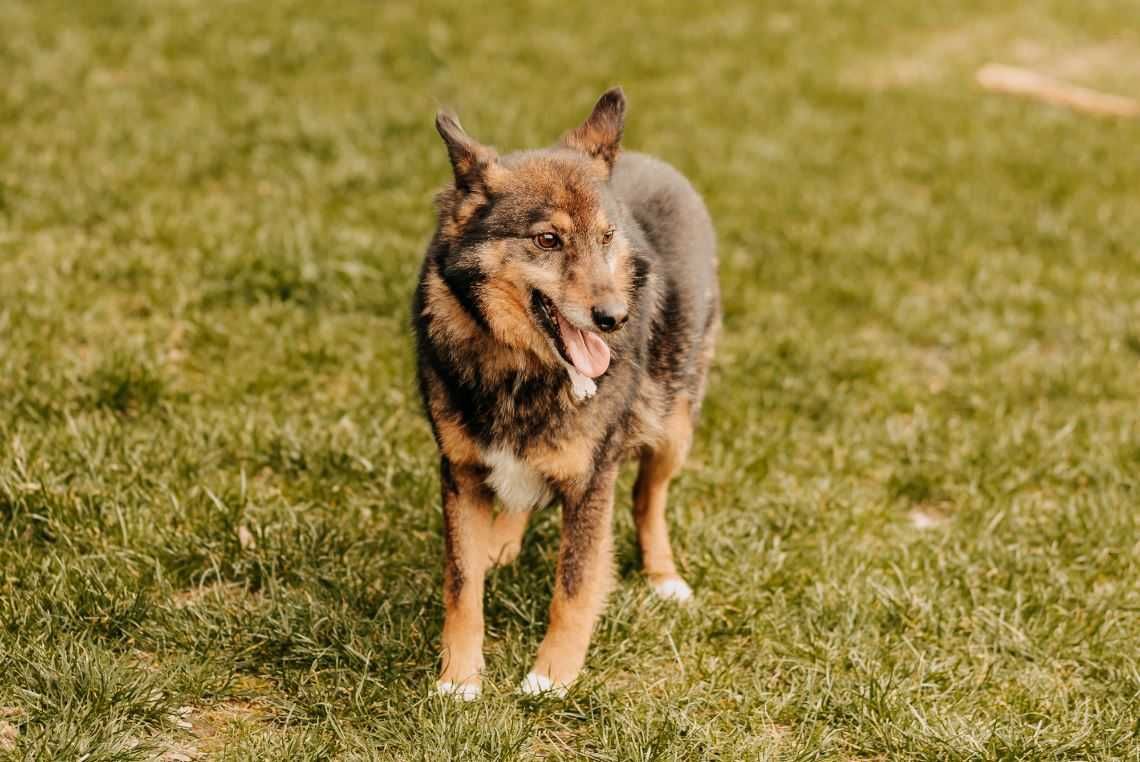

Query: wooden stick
[977,63,1140,117]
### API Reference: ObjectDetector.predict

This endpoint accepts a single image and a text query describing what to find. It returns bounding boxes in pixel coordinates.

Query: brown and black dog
[413,87,719,698]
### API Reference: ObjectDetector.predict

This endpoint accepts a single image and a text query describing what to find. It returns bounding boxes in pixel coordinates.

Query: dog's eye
[602,228,615,245]
[533,232,561,250]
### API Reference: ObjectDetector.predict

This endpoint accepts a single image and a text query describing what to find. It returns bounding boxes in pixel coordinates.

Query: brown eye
[533,232,561,250]
[602,228,615,245]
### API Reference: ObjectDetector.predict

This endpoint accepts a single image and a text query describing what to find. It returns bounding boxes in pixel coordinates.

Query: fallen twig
[977,63,1139,117]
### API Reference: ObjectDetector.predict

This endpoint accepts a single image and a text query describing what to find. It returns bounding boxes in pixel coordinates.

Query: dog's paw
[518,671,567,698]
[435,680,481,701]
[651,576,694,603]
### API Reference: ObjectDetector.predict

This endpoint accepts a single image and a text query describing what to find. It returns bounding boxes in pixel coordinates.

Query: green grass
[2,0,1139,759]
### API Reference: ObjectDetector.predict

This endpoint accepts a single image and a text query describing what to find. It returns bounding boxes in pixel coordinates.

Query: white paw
[652,577,694,603]
[518,671,567,697]
[436,680,481,701]
[564,365,597,400]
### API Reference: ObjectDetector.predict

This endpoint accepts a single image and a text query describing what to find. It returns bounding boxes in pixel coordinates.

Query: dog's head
[432,88,635,383]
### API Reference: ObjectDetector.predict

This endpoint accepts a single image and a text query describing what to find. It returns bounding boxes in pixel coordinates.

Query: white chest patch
[483,447,553,513]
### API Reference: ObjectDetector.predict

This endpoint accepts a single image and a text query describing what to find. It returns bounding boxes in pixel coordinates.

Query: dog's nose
[591,301,628,333]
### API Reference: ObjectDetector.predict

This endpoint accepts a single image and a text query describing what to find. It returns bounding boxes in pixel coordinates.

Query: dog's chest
[482,447,554,513]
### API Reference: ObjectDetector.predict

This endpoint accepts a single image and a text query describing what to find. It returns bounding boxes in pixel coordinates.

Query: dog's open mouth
[531,290,611,379]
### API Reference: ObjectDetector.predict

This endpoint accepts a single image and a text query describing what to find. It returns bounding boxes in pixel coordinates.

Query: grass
[1,0,1139,758]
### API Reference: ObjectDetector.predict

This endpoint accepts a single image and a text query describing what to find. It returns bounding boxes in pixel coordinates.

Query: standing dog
[413,87,719,698]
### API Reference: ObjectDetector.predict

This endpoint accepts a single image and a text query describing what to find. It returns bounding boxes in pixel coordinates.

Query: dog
[413,87,719,699]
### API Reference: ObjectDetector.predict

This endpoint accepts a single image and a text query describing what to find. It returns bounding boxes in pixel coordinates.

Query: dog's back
[612,151,717,302]
[613,151,720,412]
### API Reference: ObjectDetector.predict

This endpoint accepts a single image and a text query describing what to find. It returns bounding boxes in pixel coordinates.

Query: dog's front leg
[436,458,495,700]
[521,463,618,695]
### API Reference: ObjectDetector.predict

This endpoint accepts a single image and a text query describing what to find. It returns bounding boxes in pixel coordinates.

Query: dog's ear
[562,86,626,172]
[435,109,499,193]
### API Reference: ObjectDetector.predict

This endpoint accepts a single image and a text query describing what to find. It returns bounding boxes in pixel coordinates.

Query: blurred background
[1,1,1138,758]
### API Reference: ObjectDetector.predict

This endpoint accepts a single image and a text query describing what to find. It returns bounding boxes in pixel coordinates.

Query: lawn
[1,0,1139,759]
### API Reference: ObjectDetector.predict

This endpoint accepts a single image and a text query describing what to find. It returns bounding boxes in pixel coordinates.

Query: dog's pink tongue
[557,314,611,378]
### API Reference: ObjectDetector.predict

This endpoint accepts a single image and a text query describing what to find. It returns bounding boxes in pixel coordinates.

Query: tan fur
[545,210,574,232]
[422,269,551,392]
[633,396,693,583]
[561,89,624,172]
[529,467,617,687]
[480,277,547,353]
[527,436,595,482]
[438,467,496,691]
[434,410,481,466]
[558,276,596,318]
[421,270,480,347]
[471,242,564,359]
[512,258,566,303]
[489,510,531,566]
[609,239,633,290]
[629,386,668,445]
[441,190,489,240]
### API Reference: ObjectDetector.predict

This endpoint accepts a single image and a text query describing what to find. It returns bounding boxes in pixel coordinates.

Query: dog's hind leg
[633,396,693,602]
[436,459,496,700]
[489,510,530,566]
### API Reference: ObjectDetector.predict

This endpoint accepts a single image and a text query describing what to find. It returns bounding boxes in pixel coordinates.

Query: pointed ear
[435,109,498,193]
[562,87,626,171]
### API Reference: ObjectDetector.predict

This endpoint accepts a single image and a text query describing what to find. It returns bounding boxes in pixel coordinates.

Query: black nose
[591,303,628,333]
